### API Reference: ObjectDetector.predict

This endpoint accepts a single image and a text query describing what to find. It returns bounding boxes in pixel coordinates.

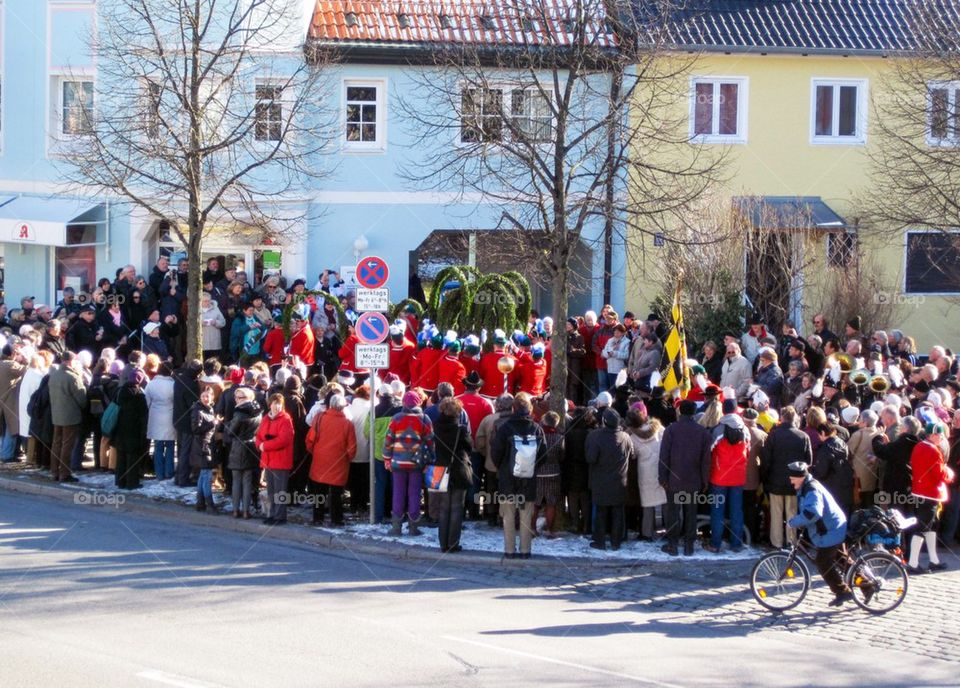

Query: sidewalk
[0,462,757,569]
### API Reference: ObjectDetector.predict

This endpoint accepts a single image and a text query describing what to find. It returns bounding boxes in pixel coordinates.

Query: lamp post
[353,234,369,262]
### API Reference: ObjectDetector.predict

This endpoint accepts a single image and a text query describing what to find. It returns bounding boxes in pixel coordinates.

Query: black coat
[173,366,200,434]
[872,433,918,503]
[40,335,66,363]
[66,319,100,355]
[562,415,591,493]
[113,382,148,453]
[26,375,54,443]
[96,309,129,349]
[761,424,814,495]
[433,414,474,490]
[491,412,546,501]
[702,352,724,385]
[812,435,854,513]
[585,426,633,505]
[190,402,218,469]
[225,401,262,471]
[658,416,711,493]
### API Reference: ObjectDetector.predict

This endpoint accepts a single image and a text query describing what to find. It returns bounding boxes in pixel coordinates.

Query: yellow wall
[626,52,960,352]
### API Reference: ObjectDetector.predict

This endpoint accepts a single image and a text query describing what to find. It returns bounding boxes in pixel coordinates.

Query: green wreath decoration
[427,265,531,343]
[389,298,425,322]
[282,290,350,341]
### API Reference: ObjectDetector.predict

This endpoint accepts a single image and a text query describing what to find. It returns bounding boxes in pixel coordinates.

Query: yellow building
[626,1,960,353]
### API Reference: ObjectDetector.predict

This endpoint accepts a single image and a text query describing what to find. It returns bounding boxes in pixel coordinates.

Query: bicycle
[749,513,912,615]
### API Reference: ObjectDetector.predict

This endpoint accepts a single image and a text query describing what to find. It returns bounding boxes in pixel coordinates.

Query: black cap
[623,311,635,320]
[80,305,96,314]
[789,337,806,350]
[787,461,809,478]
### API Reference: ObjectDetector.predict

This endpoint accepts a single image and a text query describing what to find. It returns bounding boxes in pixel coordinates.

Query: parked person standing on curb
[47,351,87,482]
[114,368,149,490]
[586,408,634,551]
[173,359,202,487]
[305,392,355,526]
[191,386,219,511]
[383,391,433,536]
[145,363,176,480]
[258,393,295,525]
[761,406,813,549]
[491,393,546,559]
[659,399,712,556]
[227,387,262,519]
[431,397,474,553]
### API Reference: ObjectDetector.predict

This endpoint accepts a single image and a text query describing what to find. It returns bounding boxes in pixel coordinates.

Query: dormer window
[439,13,453,29]
[521,17,534,32]
[479,14,495,30]
[397,13,411,29]
[345,12,358,27]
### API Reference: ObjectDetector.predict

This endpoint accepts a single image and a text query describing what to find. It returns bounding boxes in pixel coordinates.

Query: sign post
[355,257,390,526]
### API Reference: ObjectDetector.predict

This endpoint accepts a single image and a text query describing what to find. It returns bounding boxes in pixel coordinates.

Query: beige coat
[475,410,511,473]
[847,426,881,493]
[0,359,26,436]
[745,424,767,491]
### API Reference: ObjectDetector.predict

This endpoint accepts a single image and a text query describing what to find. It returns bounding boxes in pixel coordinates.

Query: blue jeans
[710,485,744,549]
[153,440,175,480]
[596,370,612,393]
[197,469,214,503]
[374,460,391,524]
[0,431,16,461]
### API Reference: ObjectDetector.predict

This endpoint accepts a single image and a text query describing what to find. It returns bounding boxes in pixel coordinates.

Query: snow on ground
[21,469,757,561]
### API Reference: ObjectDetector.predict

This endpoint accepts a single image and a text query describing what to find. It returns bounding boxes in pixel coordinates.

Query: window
[255,84,283,141]
[905,232,960,294]
[928,82,960,145]
[811,80,866,144]
[827,232,856,268]
[61,79,94,135]
[690,78,747,142]
[344,81,384,149]
[461,87,554,144]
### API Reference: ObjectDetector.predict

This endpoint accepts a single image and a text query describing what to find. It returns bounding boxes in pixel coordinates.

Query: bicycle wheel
[847,551,908,614]
[750,553,810,611]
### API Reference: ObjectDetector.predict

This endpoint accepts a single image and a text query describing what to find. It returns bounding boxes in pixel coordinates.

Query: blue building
[0,0,625,317]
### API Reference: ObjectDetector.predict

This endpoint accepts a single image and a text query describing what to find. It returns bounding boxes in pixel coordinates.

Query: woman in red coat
[907,422,956,573]
[305,393,357,526]
[256,393,294,525]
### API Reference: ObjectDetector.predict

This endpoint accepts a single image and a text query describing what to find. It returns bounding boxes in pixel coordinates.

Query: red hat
[228,367,245,385]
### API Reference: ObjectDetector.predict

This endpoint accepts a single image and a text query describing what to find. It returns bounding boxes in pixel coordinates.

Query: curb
[0,472,752,571]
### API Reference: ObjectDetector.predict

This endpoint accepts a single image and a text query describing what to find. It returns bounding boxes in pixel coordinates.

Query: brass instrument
[869,374,891,394]
[826,352,855,373]
[849,369,871,386]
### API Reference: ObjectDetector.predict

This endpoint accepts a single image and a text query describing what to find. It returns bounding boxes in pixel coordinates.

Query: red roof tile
[308,0,617,48]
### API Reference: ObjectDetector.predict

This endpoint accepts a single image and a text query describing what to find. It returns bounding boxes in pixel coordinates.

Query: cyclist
[787,461,854,606]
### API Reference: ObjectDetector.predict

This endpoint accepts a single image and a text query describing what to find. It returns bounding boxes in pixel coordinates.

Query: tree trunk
[185,219,204,362]
[548,262,570,418]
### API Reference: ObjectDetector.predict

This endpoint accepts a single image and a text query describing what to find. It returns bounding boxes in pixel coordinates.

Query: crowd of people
[0,257,956,567]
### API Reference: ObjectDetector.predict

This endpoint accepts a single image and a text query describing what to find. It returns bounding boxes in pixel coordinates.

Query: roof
[308,0,617,49]
[734,196,847,230]
[657,0,960,55]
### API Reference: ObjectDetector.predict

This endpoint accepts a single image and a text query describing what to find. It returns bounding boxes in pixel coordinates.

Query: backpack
[512,434,538,478]
[723,422,745,445]
[100,401,120,437]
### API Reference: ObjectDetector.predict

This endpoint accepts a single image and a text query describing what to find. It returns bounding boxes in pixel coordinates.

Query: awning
[734,196,847,231]
[0,196,104,246]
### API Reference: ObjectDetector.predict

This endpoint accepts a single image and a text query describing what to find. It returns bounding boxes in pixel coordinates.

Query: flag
[659,285,690,398]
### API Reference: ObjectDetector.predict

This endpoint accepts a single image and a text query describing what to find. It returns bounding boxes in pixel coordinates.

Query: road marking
[136,670,228,688]
[441,635,685,687]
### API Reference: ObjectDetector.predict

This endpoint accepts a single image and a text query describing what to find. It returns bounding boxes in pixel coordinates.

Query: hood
[718,413,745,432]
[633,422,660,441]
[235,400,261,417]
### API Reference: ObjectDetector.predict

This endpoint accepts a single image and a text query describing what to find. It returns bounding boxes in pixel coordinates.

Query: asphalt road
[0,491,956,687]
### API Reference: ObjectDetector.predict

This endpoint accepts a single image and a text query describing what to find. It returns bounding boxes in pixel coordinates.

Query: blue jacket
[789,476,847,547]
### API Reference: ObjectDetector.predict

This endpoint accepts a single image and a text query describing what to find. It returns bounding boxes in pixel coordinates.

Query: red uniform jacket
[460,352,481,378]
[338,334,368,375]
[456,391,494,442]
[478,350,517,397]
[388,338,416,385]
[517,356,548,396]
[911,439,954,502]
[289,324,315,366]
[256,411,294,470]
[438,354,467,395]
[262,328,286,366]
[417,347,444,392]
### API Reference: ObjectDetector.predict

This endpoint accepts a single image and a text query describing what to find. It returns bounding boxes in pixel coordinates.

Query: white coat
[144,375,176,441]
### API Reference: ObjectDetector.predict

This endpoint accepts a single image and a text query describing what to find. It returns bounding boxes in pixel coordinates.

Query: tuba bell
[869,374,891,394]
[827,352,855,373]
[849,369,871,386]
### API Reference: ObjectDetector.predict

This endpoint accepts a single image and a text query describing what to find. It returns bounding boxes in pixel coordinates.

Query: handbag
[423,464,449,492]
[100,401,120,437]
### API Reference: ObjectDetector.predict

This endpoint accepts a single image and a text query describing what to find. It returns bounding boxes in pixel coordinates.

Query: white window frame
[688,76,748,144]
[810,78,868,145]
[342,78,386,153]
[54,74,95,139]
[903,229,960,296]
[456,82,556,146]
[253,79,286,144]
[926,80,960,147]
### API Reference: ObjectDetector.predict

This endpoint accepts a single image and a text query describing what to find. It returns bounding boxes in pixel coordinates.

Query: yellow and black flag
[659,285,690,398]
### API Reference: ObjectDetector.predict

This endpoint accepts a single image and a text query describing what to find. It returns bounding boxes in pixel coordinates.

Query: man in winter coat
[0,344,26,463]
[65,306,102,356]
[491,393,546,558]
[586,408,634,550]
[787,461,852,606]
[720,342,753,401]
[47,351,87,481]
[813,424,855,517]
[474,393,514,526]
[114,368,149,490]
[173,360,202,487]
[872,416,921,511]
[658,399,712,556]
[761,406,813,548]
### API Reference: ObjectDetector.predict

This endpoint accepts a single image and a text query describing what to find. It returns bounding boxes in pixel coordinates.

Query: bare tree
[398,0,725,413]
[60,0,336,360]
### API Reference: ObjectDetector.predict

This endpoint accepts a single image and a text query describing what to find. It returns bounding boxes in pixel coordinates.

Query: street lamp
[353,234,369,261]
